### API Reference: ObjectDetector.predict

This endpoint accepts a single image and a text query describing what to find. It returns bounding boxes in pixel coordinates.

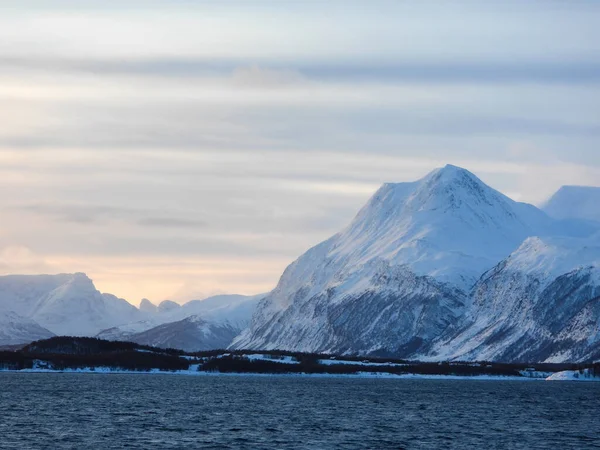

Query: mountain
[429,234,600,362]
[124,315,240,352]
[96,293,265,349]
[543,186,600,223]
[0,273,142,338]
[232,165,600,362]
[28,275,141,336]
[0,312,55,346]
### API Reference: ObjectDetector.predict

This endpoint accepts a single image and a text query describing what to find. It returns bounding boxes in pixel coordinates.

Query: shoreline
[0,368,550,381]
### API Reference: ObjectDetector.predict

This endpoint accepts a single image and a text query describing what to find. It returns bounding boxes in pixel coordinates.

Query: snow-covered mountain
[232,165,600,362]
[543,186,600,223]
[97,294,264,350]
[124,315,241,352]
[429,234,600,362]
[0,312,55,346]
[0,273,142,338]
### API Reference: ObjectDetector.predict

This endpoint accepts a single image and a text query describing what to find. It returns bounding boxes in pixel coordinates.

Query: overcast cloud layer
[1,1,599,303]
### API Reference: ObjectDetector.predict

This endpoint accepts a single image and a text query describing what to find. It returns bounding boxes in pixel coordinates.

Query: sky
[0,1,599,304]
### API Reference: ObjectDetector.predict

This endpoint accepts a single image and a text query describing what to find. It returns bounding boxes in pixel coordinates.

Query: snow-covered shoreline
[0,367,554,381]
[546,369,600,382]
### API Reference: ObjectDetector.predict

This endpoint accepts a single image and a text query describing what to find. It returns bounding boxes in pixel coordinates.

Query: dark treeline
[201,356,598,377]
[1,337,599,376]
[1,337,188,372]
[24,336,184,356]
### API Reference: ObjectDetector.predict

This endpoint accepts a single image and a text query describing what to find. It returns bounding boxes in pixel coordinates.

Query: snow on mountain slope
[428,234,600,363]
[0,274,79,316]
[232,165,557,353]
[236,263,467,355]
[177,294,264,329]
[543,186,600,223]
[0,312,55,346]
[125,315,240,352]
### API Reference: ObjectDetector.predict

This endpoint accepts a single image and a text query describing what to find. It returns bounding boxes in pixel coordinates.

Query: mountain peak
[50,273,97,296]
[402,164,503,215]
[424,164,484,190]
[434,163,475,178]
[327,164,554,288]
[139,298,157,313]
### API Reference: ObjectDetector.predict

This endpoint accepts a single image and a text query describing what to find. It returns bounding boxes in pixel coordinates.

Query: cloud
[136,217,206,228]
[230,65,307,88]
[11,203,207,229]
[3,56,600,86]
[0,246,55,274]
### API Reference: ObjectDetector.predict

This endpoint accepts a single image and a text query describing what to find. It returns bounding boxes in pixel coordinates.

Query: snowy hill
[232,165,600,362]
[543,186,600,223]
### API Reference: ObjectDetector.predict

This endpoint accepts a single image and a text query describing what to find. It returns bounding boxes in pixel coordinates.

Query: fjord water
[1,374,599,449]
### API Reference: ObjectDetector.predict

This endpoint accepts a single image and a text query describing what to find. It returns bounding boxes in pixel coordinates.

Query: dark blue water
[1,373,599,449]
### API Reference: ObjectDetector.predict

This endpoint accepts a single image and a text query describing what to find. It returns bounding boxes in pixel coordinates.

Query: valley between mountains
[1,165,599,363]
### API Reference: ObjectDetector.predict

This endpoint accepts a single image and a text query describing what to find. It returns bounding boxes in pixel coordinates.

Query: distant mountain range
[1,165,599,362]
[0,273,263,351]
[97,294,264,351]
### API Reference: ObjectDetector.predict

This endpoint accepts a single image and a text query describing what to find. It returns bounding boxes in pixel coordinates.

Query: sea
[1,373,599,449]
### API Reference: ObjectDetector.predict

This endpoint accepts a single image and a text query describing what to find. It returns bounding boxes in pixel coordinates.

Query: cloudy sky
[1,1,599,304]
